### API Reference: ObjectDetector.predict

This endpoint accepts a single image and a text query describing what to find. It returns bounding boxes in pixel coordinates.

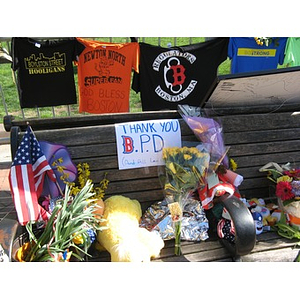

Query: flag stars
[12,127,45,167]
[9,126,54,225]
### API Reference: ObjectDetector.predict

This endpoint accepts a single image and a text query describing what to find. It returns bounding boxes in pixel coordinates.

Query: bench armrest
[0,218,19,261]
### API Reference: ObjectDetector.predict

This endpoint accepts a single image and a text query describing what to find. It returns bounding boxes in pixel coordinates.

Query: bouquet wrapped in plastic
[178,105,243,210]
[259,162,300,228]
[140,195,209,243]
[160,145,210,255]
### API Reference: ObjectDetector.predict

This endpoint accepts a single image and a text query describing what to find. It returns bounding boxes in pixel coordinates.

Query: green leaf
[23,180,105,261]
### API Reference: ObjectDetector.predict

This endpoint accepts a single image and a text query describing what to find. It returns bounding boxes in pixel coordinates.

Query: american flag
[9,126,57,226]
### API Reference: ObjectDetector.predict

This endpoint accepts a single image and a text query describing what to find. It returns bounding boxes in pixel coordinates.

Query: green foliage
[24,180,104,262]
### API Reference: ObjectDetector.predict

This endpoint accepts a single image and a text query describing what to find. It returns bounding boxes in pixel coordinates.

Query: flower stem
[174,221,182,256]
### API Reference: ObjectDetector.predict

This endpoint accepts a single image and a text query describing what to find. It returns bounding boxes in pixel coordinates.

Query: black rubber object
[215,194,256,258]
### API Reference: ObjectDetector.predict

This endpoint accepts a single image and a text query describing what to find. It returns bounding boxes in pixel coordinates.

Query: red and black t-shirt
[132,38,229,111]
[12,37,85,108]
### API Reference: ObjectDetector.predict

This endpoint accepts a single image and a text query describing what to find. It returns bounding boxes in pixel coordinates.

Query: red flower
[276,181,295,201]
[283,169,300,179]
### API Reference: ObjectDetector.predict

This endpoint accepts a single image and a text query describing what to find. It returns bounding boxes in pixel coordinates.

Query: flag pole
[55,180,64,197]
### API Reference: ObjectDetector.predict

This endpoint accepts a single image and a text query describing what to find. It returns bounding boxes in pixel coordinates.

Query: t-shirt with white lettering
[132,38,229,111]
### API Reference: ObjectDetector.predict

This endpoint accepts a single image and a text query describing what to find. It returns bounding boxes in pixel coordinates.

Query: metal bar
[36,107,40,118]
[0,84,8,115]
[1,37,202,121]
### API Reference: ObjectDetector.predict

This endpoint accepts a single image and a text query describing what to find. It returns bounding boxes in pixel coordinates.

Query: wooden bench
[4,108,300,262]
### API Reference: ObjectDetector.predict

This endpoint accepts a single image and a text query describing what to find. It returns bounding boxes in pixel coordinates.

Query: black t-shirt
[132,38,229,111]
[12,37,85,108]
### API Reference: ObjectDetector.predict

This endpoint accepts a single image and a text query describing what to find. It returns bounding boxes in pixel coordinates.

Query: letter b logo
[164,57,186,94]
[170,64,186,86]
[122,136,134,153]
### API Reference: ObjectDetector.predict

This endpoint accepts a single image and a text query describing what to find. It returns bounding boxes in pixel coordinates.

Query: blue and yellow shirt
[228,37,287,74]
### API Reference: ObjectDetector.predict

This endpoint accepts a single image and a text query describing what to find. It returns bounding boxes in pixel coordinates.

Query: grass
[0,37,231,120]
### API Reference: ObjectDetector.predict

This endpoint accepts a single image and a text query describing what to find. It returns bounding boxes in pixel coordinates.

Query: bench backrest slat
[11,109,300,211]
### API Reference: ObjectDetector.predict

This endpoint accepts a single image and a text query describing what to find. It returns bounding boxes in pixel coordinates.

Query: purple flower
[86,228,96,243]
[291,181,300,197]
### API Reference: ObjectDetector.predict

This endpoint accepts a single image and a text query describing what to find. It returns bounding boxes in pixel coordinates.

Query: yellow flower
[183,154,192,160]
[191,147,201,157]
[57,157,63,163]
[57,165,66,173]
[168,162,177,174]
[230,158,238,171]
[277,175,292,183]
[100,177,109,190]
[78,177,85,188]
[70,186,81,196]
[72,233,84,245]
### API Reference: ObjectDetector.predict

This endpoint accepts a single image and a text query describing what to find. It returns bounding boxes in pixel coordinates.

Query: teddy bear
[96,195,164,262]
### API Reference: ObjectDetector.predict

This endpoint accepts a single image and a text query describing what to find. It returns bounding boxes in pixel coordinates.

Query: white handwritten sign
[115,119,182,170]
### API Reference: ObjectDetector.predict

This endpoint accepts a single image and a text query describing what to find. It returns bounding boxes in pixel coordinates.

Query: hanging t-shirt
[76,38,139,114]
[228,37,288,74]
[131,38,229,111]
[283,37,300,67]
[12,37,85,108]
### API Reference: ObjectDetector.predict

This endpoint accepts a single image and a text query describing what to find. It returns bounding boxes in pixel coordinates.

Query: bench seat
[4,108,300,262]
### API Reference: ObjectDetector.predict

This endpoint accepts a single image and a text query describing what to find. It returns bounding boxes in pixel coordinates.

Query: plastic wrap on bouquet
[178,105,229,169]
[140,197,209,242]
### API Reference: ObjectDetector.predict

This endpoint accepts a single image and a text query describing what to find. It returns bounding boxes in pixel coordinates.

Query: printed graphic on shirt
[237,48,276,57]
[132,38,229,111]
[76,38,139,114]
[80,49,127,113]
[152,50,197,102]
[24,52,66,74]
[83,50,123,87]
[12,37,85,108]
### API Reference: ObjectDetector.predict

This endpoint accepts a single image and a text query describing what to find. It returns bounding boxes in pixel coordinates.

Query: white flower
[284,201,300,218]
